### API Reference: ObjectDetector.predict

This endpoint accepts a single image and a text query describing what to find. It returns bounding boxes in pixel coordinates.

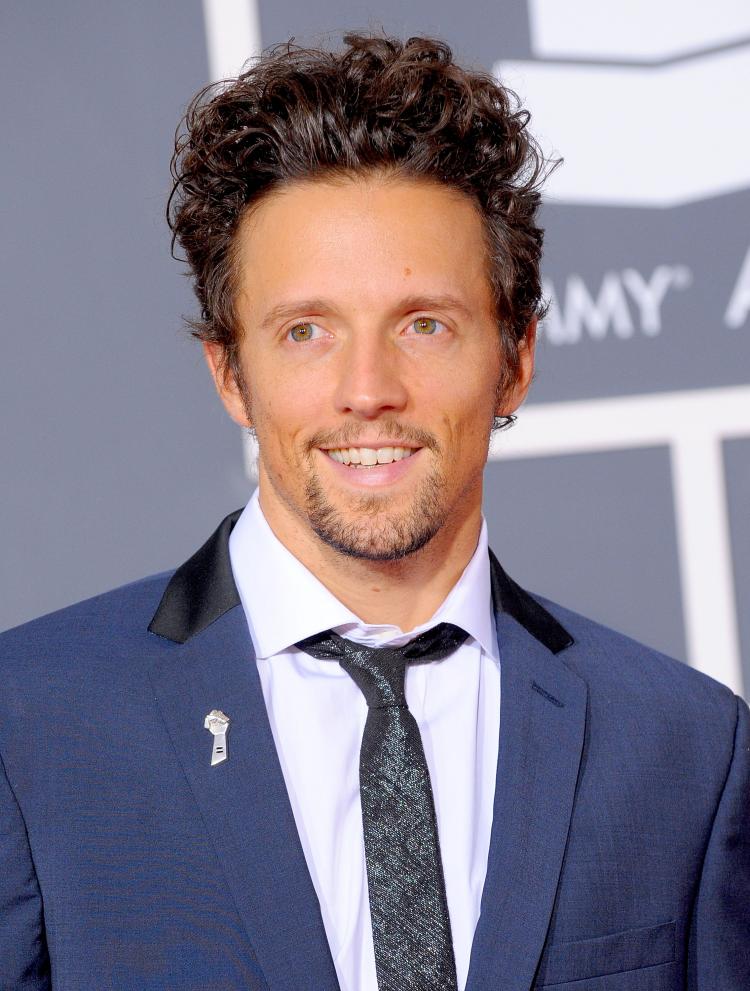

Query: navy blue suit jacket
[1,511,748,989]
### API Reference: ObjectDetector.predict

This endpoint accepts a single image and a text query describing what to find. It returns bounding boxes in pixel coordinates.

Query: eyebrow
[257,293,474,331]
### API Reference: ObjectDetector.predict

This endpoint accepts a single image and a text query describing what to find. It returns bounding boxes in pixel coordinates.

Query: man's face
[207,174,534,561]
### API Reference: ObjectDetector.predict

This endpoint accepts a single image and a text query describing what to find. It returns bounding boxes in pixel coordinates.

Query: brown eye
[288,322,318,342]
[412,317,440,335]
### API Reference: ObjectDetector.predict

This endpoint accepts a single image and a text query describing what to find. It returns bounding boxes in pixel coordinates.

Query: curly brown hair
[168,33,554,390]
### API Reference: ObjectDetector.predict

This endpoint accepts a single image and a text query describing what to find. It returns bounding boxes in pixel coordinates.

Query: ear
[496,318,537,418]
[202,342,252,428]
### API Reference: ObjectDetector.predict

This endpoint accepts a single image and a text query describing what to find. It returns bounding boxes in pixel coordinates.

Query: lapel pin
[204,709,230,766]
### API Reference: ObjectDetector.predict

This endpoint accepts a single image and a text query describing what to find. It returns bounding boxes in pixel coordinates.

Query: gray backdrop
[3,1,748,697]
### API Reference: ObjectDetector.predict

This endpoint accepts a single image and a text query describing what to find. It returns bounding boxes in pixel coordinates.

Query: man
[0,32,748,991]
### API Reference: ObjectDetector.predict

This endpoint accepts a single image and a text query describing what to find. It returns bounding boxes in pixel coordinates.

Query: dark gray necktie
[296,623,469,991]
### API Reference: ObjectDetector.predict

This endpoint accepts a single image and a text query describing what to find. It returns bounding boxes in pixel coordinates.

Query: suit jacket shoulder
[0,538,738,742]
[0,570,174,684]
[534,591,739,739]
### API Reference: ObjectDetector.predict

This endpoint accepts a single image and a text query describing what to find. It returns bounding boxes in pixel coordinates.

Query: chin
[311,516,442,562]
[304,472,449,562]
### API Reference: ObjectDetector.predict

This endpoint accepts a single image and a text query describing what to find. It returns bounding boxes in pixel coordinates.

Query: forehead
[232,174,494,316]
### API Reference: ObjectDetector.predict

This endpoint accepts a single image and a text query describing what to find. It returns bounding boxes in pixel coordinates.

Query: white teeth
[326,446,417,466]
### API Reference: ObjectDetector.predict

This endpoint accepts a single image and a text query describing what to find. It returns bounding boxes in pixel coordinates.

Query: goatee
[303,464,449,561]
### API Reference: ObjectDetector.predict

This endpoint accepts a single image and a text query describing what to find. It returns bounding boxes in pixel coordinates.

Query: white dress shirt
[228,490,501,991]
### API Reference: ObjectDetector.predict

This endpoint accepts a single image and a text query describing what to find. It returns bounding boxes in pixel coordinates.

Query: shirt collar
[228,489,498,662]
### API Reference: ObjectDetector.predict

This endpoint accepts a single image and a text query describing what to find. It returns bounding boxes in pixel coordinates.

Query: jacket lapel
[148,513,586,991]
[466,560,587,991]
[148,516,340,991]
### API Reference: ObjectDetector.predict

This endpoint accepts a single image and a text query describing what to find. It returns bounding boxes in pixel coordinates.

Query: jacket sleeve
[688,693,750,988]
[0,748,51,989]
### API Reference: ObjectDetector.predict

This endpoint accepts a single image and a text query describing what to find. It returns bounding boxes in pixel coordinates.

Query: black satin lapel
[148,510,243,643]
[465,610,587,991]
[148,606,340,991]
[489,550,574,655]
[149,524,574,655]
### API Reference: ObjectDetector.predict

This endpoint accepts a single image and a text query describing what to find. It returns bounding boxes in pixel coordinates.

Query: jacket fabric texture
[1,510,748,990]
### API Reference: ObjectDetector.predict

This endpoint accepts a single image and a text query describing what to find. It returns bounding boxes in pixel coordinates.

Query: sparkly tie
[296,623,468,991]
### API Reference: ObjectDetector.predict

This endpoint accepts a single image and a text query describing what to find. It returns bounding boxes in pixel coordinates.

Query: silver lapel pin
[204,709,230,766]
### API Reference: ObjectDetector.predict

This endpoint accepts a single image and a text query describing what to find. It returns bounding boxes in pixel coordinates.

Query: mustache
[307,420,439,452]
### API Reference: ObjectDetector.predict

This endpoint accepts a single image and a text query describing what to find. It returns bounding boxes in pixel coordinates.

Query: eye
[286,322,325,343]
[406,316,445,336]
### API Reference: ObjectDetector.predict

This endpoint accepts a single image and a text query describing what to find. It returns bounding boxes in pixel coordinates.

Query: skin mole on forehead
[404,267,412,276]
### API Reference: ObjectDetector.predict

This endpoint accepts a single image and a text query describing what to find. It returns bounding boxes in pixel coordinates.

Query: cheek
[440,364,500,433]
[249,368,322,451]
[431,383,499,479]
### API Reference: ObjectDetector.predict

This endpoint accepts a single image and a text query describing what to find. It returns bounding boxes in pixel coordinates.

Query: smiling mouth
[323,446,419,467]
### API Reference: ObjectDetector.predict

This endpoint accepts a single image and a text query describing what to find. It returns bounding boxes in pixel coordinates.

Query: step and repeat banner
[3,0,748,694]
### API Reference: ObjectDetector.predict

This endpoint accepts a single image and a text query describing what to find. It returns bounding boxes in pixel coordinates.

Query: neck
[257,486,483,631]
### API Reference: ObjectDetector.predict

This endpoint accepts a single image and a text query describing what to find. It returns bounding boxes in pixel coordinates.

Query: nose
[333,333,409,419]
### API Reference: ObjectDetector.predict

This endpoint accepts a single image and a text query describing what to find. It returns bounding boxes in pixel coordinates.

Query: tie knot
[341,646,408,708]
[295,623,469,709]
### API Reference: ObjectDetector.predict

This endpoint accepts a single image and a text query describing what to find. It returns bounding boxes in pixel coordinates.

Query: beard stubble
[302,454,450,562]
